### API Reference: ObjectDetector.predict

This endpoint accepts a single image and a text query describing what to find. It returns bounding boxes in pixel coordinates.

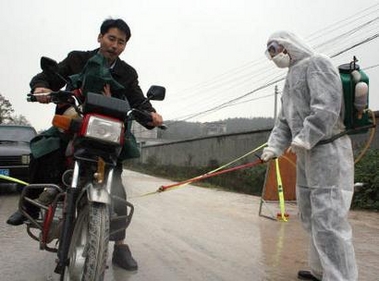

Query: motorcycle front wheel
[61,202,109,281]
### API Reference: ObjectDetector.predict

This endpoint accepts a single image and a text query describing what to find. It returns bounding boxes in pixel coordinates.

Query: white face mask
[272,52,291,68]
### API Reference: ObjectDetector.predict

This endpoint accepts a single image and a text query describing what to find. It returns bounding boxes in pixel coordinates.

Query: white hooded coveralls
[263,31,358,281]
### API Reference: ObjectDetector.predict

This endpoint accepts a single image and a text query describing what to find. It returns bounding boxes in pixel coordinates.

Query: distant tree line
[158,117,275,140]
[0,93,31,126]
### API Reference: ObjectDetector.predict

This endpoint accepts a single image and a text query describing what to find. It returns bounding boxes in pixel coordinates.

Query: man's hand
[102,84,111,97]
[149,112,163,127]
[33,87,52,103]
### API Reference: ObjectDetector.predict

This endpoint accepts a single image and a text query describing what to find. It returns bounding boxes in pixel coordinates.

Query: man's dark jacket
[30,49,156,114]
[29,49,152,159]
[27,52,146,241]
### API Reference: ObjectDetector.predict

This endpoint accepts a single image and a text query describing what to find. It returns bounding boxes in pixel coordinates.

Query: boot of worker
[6,209,39,225]
[112,243,138,271]
[7,188,55,225]
[297,270,321,281]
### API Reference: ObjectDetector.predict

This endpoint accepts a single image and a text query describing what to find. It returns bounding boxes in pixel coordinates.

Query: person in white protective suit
[261,31,358,281]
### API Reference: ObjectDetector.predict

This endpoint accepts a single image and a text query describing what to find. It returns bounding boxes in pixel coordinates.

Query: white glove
[287,136,311,154]
[261,148,277,162]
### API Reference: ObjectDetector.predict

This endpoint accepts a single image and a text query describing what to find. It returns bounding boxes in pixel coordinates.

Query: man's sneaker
[6,210,39,226]
[112,244,138,271]
[297,270,321,281]
[35,187,58,206]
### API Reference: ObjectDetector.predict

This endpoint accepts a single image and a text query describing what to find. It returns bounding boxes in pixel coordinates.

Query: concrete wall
[137,122,379,168]
[139,129,271,167]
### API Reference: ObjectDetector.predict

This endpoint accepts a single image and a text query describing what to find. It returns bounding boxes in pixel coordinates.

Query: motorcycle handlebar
[26,93,38,102]
[27,91,167,129]
[131,109,168,130]
[26,91,74,103]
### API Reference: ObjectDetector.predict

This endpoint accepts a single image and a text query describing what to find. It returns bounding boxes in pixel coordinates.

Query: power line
[166,5,379,122]
[171,33,379,122]
[363,63,379,71]
[331,32,379,58]
[173,77,284,122]
[313,16,379,50]
[181,4,379,101]
[307,2,379,42]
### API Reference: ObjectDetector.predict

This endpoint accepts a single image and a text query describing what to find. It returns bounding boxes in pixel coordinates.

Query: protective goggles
[265,41,284,60]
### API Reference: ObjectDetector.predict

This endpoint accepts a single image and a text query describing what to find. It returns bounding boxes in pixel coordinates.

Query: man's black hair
[100,18,131,41]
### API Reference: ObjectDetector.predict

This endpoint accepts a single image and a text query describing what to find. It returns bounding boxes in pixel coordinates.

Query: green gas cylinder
[338,58,372,134]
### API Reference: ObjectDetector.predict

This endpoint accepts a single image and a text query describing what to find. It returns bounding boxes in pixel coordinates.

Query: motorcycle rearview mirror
[41,56,59,73]
[40,56,68,84]
[146,85,165,101]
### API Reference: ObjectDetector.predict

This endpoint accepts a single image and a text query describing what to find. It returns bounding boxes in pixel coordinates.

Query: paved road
[0,170,378,281]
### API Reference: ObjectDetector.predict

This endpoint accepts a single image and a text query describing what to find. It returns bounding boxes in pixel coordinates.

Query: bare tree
[0,93,15,124]
[9,114,31,126]
[0,93,32,126]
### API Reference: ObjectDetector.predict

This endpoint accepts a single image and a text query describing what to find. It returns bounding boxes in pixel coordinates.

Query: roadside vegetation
[353,148,379,210]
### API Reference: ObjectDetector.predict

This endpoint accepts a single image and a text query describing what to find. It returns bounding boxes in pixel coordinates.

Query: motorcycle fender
[86,183,111,204]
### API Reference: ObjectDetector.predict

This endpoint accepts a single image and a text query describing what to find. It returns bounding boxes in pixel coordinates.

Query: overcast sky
[1,0,379,131]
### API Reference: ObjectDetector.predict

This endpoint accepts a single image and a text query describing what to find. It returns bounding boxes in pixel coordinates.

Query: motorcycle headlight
[82,115,124,144]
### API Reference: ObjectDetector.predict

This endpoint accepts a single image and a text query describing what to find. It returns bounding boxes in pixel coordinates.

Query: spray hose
[0,174,28,186]
[158,158,264,192]
[157,143,267,192]
[316,108,376,165]
[354,109,376,164]
[136,142,268,197]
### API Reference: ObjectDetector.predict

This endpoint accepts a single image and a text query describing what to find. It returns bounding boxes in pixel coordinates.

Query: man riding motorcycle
[6,18,163,271]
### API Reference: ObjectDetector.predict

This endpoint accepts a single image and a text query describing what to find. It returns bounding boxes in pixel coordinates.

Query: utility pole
[274,85,278,120]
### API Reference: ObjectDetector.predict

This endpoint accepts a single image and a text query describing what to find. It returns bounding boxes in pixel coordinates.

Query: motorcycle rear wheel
[61,202,109,281]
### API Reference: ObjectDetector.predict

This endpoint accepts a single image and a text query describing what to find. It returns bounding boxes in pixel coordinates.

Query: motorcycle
[19,56,165,280]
